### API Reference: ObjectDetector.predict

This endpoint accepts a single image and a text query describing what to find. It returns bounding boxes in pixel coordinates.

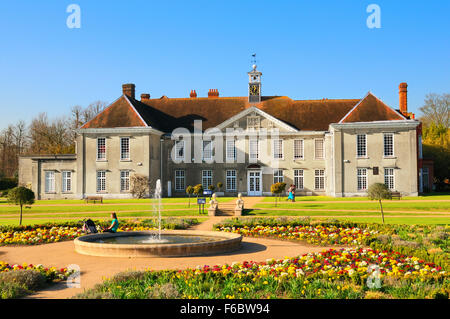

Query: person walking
[287,184,296,202]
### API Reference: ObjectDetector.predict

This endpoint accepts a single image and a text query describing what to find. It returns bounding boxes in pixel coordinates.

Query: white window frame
[294,139,304,160]
[294,169,304,190]
[174,170,185,191]
[62,171,72,193]
[202,140,213,161]
[356,134,367,158]
[45,171,56,193]
[96,137,106,161]
[357,168,368,191]
[249,139,259,161]
[120,170,130,192]
[120,137,130,161]
[384,168,395,190]
[383,133,394,157]
[226,139,236,161]
[226,170,237,191]
[314,169,325,190]
[314,138,325,160]
[272,139,284,160]
[202,170,213,189]
[96,170,106,193]
[273,169,284,184]
[175,140,185,162]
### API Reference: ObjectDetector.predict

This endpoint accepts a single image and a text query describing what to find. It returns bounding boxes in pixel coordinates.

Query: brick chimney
[190,90,197,98]
[141,93,150,101]
[399,82,408,115]
[122,83,135,99]
[208,89,219,98]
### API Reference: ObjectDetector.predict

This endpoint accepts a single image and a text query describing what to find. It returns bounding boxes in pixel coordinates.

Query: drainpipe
[160,137,164,196]
[82,132,86,199]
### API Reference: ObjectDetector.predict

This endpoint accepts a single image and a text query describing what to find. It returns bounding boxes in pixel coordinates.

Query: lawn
[254,201,450,212]
[74,218,449,299]
[262,193,450,202]
[0,197,234,205]
[321,217,450,225]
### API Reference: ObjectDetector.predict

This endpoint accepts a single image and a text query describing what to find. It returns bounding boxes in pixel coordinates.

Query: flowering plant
[77,247,449,299]
[217,224,378,246]
[0,261,74,281]
[0,218,198,246]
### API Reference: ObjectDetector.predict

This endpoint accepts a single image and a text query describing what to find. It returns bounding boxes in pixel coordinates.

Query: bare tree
[13,121,28,155]
[130,174,149,199]
[0,126,15,177]
[0,100,108,177]
[419,93,450,128]
[81,101,107,124]
[28,113,74,155]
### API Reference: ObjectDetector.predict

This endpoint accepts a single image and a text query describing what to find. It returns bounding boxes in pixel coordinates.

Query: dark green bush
[0,281,29,299]
[0,270,46,291]
[0,178,17,191]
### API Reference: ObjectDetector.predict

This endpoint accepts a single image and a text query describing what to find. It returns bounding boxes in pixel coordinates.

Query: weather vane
[251,53,257,66]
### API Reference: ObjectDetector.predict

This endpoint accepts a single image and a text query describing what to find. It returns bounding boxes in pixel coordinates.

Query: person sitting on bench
[103,212,119,233]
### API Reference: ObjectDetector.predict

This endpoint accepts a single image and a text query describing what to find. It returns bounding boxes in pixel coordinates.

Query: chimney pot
[190,90,197,98]
[208,89,219,98]
[399,82,408,115]
[141,93,150,100]
[122,83,136,99]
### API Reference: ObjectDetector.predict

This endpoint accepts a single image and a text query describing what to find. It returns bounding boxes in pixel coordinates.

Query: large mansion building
[19,66,433,199]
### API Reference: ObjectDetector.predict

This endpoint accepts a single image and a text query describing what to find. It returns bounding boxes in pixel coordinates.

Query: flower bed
[216,224,378,246]
[0,261,75,299]
[0,261,74,281]
[0,226,84,245]
[0,218,199,246]
[75,247,449,299]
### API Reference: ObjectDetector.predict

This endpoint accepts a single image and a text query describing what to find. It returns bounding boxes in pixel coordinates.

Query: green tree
[367,183,392,224]
[422,123,450,188]
[217,182,223,192]
[193,184,204,198]
[7,186,35,225]
[208,185,216,192]
[270,182,286,207]
[186,185,194,207]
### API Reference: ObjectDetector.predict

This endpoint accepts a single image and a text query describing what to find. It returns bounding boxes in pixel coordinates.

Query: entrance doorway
[247,170,262,196]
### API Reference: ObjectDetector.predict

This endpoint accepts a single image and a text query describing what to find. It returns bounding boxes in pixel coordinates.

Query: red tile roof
[340,93,405,123]
[81,92,405,132]
[81,96,147,129]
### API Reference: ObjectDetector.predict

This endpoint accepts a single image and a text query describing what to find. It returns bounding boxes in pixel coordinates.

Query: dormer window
[247,116,260,130]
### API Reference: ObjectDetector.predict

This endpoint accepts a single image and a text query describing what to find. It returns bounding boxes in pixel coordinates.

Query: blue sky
[0,0,449,129]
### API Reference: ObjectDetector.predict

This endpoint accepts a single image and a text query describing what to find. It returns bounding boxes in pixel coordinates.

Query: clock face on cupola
[248,64,262,104]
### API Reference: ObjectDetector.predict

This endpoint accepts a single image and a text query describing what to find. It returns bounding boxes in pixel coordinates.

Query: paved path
[5,196,345,300]
[1,196,444,298]
[2,238,337,299]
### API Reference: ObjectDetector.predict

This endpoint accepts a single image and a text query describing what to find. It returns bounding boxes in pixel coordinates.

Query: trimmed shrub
[0,282,29,299]
[0,270,46,290]
[148,283,180,299]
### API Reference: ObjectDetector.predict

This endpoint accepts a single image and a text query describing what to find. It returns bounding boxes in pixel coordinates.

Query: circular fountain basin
[74,230,242,257]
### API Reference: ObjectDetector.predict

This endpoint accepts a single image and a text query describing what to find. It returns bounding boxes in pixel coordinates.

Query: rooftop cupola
[248,64,262,104]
